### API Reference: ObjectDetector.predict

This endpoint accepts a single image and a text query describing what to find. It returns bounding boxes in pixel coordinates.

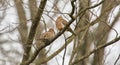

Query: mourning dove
[56,16,76,36]
[35,28,55,48]
[40,28,55,41]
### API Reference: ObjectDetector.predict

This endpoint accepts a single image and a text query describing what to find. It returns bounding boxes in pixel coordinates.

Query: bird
[40,28,55,41]
[35,28,55,49]
[55,16,76,36]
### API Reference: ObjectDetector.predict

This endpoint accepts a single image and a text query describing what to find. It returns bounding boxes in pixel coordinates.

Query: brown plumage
[35,28,55,48]
[56,16,76,36]
[40,28,55,41]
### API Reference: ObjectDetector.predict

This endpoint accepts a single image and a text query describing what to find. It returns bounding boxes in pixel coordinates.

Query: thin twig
[55,57,60,65]
[114,54,120,65]
[41,16,47,32]
[69,0,76,18]
[62,34,67,65]
[27,1,104,64]
[71,36,120,65]
[88,10,118,38]
[38,35,74,64]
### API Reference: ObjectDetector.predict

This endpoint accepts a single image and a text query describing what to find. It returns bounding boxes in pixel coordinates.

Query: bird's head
[57,16,63,20]
[49,28,55,34]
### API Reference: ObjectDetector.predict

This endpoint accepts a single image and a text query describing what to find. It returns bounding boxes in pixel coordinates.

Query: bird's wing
[62,19,68,25]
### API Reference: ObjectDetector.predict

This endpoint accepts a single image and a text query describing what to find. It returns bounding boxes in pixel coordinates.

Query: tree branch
[71,36,120,65]
[69,0,76,19]
[114,54,120,65]
[20,0,47,65]
[26,0,105,64]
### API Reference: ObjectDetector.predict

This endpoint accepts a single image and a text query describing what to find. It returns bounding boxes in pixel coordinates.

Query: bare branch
[114,54,120,65]
[35,35,74,65]
[71,36,120,65]
[20,0,47,65]
[69,0,76,18]
[26,0,104,64]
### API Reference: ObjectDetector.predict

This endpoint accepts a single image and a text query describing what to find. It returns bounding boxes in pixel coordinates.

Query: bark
[14,0,28,64]
[14,0,28,44]
[19,0,47,65]
[92,0,119,65]
[74,0,90,65]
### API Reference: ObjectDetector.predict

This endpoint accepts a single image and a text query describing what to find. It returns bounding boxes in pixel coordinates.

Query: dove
[56,16,76,36]
[35,28,55,49]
